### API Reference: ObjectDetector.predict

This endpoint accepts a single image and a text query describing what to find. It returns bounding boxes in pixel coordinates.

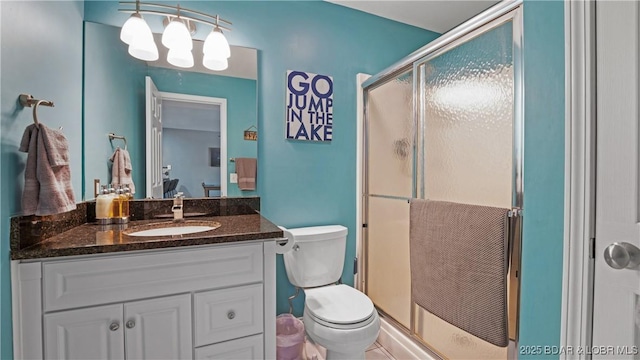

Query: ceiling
[328,0,500,34]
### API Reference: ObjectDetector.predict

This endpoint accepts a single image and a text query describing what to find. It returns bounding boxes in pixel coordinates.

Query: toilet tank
[283,225,348,288]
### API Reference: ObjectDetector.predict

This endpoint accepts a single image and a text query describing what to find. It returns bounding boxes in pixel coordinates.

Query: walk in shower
[360,2,523,358]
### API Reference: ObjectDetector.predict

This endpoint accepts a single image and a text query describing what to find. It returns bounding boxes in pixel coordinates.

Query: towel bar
[108,133,128,150]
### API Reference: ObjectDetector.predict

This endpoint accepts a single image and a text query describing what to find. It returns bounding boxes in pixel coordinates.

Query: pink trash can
[276,314,305,360]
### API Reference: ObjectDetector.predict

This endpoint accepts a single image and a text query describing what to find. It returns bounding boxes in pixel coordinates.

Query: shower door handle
[604,242,640,270]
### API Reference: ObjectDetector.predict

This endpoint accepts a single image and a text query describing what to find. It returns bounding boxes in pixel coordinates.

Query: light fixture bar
[118,9,232,32]
[119,0,232,71]
[119,1,232,28]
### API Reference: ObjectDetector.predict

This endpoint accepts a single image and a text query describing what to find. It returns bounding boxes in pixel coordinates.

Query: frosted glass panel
[366,71,414,198]
[422,21,513,209]
[414,20,515,359]
[366,196,411,328]
[414,304,508,359]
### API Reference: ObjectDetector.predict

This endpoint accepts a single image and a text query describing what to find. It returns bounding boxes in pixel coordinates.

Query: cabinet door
[44,304,124,360]
[124,294,193,360]
[194,334,264,359]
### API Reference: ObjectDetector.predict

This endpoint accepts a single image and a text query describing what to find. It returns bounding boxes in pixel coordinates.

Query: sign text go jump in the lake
[286,70,333,141]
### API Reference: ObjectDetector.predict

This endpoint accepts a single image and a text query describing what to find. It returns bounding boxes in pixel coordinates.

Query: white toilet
[279,225,380,360]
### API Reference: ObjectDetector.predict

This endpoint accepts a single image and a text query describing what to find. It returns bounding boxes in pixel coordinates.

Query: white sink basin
[127,226,215,237]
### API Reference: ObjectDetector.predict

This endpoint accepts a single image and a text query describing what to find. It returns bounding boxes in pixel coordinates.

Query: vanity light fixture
[119,1,232,70]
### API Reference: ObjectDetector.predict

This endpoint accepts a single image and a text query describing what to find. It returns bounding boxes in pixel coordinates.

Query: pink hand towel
[235,158,257,191]
[19,124,76,216]
[110,147,136,194]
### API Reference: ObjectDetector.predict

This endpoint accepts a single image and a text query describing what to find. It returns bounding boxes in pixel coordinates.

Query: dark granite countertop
[12,214,283,260]
[10,197,284,260]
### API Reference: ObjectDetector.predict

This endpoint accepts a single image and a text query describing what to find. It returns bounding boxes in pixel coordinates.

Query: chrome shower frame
[361,0,524,357]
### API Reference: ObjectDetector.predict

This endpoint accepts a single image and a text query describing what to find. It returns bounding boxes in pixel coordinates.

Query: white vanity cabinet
[44,295,192,360]
[44,304,125,360]
[12,241,277,360]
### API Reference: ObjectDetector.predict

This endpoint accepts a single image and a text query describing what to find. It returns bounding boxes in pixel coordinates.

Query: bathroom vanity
[10,198,282,360]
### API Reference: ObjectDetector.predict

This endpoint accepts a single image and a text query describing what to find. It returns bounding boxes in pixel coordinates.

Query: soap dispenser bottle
[109,184,121,220]
[114,186,129,224]
[96,185,112,225]
[122,185,131,219]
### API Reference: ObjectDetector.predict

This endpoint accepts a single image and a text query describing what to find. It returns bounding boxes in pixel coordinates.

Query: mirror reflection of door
[145,79,227,198]
[145,76,163,199]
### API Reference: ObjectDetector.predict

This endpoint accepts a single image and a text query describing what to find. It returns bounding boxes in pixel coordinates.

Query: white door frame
[355,73,370,291]
[561,0,597,357]
[158,92,228,197]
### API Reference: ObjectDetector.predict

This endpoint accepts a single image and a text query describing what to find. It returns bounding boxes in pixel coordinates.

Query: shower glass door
[364,9,521,359]
[414,17,516,359]
[364,70,414,329]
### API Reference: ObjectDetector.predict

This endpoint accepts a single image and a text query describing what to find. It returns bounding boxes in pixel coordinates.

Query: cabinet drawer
[195,334,264,360]
[43,243,263,311]
[194,284,264,346]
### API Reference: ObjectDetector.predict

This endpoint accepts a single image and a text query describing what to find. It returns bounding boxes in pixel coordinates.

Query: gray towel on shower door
[409,199,509,347]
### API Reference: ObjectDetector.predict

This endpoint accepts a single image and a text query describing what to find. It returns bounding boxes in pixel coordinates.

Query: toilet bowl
[279,225,380,360]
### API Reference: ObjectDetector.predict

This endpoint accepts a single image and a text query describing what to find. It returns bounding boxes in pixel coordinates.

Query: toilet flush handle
[293,244,300,251]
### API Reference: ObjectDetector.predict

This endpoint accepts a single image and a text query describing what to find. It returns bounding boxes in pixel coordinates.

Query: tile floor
[303,339,396,360]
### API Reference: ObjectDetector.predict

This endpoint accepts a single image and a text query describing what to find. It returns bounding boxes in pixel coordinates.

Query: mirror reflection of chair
[164,179,179,198]
[202,182,221,197]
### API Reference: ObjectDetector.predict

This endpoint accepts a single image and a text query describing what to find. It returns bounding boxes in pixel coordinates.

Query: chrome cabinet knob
[604,242,640,270]
[126,320,136,329]
[227,310,236,320]
[109,322,120,331]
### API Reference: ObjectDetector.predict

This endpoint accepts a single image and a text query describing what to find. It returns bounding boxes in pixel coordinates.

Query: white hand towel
[110,147,136,194]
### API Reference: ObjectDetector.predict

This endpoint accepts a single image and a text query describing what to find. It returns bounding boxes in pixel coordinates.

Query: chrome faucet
[172,192,184,221]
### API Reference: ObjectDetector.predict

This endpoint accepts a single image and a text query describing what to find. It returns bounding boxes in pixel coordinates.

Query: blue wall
[0,2,85,359]
[519,0,565,358]
[147,67,258,198]
[85,0,438,316]
[84,21,147,199]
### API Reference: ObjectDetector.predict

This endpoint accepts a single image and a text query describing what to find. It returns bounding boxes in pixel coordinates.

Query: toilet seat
[304,284,375,329]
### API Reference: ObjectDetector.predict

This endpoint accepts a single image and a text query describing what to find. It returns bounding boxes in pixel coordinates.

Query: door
[146,76,163,199]
[124,294,193,360]
[593,1,640,358]
[44,304,124,360]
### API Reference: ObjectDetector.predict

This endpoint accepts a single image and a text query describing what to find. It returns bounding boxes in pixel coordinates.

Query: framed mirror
[82,22,258,200]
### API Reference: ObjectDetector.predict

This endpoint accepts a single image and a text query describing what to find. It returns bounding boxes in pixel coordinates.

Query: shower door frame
[359,0,524,356]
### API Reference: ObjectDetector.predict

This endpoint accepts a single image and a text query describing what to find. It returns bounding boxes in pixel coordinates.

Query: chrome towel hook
[19,94,55,126]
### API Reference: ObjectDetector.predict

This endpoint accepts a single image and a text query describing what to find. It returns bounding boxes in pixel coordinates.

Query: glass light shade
[203,28,230,58]
[203,54,228,71]
[167,48,194,68]
[162,18,192,50]
[128,31,159,61]
[120,13,149,45]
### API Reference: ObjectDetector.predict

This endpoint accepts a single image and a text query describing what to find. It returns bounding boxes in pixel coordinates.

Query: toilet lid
[304,285,374,324]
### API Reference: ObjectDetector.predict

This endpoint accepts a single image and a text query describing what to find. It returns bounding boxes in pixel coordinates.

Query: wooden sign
[244,125,257,141]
